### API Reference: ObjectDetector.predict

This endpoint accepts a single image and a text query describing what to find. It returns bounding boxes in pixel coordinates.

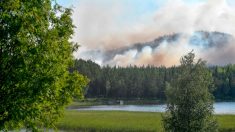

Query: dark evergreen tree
[72,59,235,100]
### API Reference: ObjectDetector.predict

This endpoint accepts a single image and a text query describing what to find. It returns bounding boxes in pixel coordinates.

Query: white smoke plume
[72,0,235,67]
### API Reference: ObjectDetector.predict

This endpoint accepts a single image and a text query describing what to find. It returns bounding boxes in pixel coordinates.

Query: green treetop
[162,52,218,132]
[0,0,88,131]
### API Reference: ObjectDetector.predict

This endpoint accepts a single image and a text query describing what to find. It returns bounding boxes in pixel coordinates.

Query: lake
[75,102,235,114]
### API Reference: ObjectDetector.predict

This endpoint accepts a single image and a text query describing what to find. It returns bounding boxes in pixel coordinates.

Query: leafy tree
[162,52,218,132]
[0,0,88,131]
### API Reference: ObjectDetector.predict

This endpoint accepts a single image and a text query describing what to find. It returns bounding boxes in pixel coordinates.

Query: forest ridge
[71,59,235,100]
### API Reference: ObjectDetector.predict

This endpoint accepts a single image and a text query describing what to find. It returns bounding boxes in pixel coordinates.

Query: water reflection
[75,102,235,114]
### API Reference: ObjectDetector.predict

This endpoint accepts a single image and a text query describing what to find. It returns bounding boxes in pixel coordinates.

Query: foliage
[72,59,235,100]
[71,59,170,99]
[0,0,88,131]
[162,52,218,132]
[212,65,235,100]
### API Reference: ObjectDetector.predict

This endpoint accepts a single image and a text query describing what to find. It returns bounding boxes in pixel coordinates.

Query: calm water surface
[75,102,235,114]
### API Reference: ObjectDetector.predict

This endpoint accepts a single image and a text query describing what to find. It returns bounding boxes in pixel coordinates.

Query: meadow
[56,110,235,132]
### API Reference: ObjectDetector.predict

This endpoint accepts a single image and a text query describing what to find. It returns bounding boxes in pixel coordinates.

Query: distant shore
[68,98,235,108]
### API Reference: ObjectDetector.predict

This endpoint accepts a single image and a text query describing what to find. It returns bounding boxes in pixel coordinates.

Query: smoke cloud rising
[72,0,235,67]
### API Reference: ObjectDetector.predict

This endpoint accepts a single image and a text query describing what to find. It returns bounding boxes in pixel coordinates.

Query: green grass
[56,110,235,132]
[57,111,163,132]
[217,115,235,132]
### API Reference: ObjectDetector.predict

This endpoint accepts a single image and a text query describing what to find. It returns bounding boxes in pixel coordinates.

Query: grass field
[56,110,235,132]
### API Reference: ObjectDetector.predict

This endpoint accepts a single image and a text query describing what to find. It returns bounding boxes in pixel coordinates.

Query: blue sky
[57,0,165,16]
[56,0,235,25]
[56,0,76,7]
[56,0,206,25]
[57,0,204,11]
[56,0,204,6]
[57,0,235,8]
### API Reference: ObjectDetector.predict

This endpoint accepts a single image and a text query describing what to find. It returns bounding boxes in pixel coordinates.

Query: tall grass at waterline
[56,111,235,132]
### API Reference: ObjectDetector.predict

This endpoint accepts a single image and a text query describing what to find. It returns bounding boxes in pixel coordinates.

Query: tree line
[71,59,235,100]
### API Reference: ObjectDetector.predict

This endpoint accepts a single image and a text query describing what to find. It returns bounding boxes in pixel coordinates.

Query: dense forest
[70,59,235,101]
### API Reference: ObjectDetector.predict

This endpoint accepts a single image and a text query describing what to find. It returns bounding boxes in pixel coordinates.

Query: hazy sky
[56,0,235,67]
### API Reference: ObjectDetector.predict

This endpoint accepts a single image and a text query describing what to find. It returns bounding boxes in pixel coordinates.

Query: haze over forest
[58,0,235,67]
